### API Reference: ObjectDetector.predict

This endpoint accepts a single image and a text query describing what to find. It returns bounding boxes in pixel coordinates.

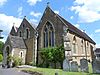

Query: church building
[3,5,96,67]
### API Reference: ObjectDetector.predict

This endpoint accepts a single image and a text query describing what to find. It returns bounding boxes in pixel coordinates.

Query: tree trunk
[60,62,63,69]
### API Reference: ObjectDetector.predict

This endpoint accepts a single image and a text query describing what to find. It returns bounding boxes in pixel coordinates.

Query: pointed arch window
[81,39,84,54]
[20,51,23,58]
[26,28,30,39]
[21,52,22,58]
[6,46,10,56]
[43,22,55,47]
[87,42,89,54]
[19,31,22,37]
[72,36,77,54]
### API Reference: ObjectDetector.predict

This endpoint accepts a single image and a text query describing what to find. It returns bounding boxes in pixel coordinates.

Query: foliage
[7,54,23,67]
[12,56,23,67]
[41,47,54,67]
[0,54,3,62]
[0,41,4,54]
[28,62,33,66]
[7,54,13,62]
[28,61,36,66]
[40,45,64,68]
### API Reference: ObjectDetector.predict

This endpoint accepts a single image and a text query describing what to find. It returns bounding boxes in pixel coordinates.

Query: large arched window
[43,22,54,47]
[72,36,77,54]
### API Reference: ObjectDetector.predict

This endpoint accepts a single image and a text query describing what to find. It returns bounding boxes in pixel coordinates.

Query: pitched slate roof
[10,26,18,36]
[57,15,96,44]
[9,35,26,49]
[37,6,96,45]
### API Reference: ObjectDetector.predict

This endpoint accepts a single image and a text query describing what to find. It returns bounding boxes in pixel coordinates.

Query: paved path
[0,66,31,75]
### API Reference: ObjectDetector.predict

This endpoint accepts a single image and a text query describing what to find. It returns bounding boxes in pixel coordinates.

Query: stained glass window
[43,22,54,47]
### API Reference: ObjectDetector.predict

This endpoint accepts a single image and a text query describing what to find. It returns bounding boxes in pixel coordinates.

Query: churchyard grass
[21,66,100,75]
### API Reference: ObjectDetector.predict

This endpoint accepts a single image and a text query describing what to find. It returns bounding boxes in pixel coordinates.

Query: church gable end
[17,18,36,39]
[37,6,66,49]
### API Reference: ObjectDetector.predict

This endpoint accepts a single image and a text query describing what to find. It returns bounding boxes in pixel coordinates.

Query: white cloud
[74,24,80,28]
[17,6,23,18]
[30,18,38,23]
[0,13,22,42]
[29,18,38,25]
[71,0,100,23]
[0,13,22,28]
[54,10,59,14]
[70,16,74,19]
[0,0,7,6]
[27,0,42,6]
[30,11,42,18]
[95,29,100,33]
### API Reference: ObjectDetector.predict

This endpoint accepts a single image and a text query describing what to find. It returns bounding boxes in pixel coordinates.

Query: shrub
[12,56,23,67]
[0,54,3,62]
[28,62,33,66]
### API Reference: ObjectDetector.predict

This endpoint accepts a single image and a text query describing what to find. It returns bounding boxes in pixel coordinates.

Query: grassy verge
[20,67,100,75]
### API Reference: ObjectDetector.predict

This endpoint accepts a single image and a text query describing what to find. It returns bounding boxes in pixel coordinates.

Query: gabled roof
[57,15,96,44]
[18,17,36,31]
[10,26,18,36]
[38,6,96,45]
[9,35,26,49]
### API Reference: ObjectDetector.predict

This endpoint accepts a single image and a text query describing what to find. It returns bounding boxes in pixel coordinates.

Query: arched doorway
[6,46,10,68]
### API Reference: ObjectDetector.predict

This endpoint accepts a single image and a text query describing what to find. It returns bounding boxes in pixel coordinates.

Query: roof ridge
[57,14,96,44]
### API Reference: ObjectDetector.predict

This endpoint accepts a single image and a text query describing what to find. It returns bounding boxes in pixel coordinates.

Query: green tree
[56,45,64,69]
[51,45,64,68]
[0,41,4,62]
[40,45,64,68]
[41,47,53,67]
[0,41,4,54]
[0,54,3,62]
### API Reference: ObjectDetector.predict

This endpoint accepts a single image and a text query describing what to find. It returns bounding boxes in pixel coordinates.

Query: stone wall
[25,37,35,64]
[67,32,95,64]
[12,48,26,64]
[37,7,95,65]
[37,7,65,65]
[17,18,35,39]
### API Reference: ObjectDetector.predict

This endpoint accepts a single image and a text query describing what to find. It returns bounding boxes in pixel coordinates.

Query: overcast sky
[0,0,100,48]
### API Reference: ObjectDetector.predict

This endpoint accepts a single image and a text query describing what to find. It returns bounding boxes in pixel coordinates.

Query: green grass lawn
[19,63,98,75]
[21,66,100,75]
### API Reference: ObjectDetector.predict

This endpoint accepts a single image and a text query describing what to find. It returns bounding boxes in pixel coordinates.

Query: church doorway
[6,46,10,68]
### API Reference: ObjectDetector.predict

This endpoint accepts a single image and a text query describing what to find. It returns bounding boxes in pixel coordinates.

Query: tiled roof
[37,6,96,44]
[57,15,96,45]
[9,35,26,49]
[10,26,18,36]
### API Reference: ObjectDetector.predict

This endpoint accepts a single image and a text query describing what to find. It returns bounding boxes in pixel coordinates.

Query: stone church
[3,6,96,67]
